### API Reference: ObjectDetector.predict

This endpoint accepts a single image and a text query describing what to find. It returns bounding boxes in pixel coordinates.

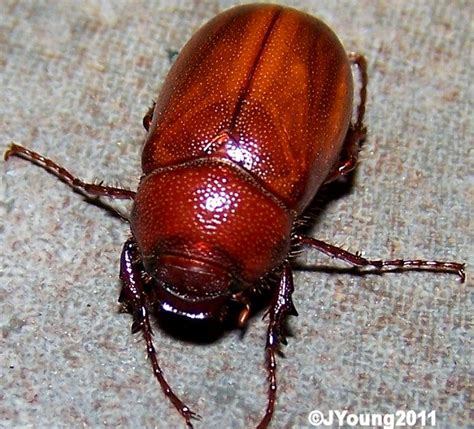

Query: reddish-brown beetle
[5,4,465,428]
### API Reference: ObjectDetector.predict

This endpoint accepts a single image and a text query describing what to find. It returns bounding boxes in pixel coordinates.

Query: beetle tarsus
[5,143,136,199]
[295,235,466,282]
[119,238,200,426]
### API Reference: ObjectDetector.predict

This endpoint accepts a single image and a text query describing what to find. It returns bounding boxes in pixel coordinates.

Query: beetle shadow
[152,311,225,344]
[80,192,131,223]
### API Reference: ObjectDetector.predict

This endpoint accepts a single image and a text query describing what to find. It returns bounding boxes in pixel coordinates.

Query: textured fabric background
[1,1,472,428]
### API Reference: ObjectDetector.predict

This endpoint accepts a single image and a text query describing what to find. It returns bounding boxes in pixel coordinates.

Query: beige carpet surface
[1,1,472,428]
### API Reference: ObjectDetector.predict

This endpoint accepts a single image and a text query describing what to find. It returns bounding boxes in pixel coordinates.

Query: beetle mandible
[5,4,465,429]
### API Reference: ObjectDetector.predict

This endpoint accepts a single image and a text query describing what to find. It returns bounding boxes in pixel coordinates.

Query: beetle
[4,4,465,428]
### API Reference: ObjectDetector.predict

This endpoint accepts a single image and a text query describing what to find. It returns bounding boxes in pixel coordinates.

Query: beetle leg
[295,234,465,282]
[119,238,200,428]
[324,53,368,183]
[348,52,368,136]
[142,102,156,131]
[4,143,136,199]
[237,301,251,328]
[257,261,298,429]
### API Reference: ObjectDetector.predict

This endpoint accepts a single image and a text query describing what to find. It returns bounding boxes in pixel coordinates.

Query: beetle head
[145,253,238,320]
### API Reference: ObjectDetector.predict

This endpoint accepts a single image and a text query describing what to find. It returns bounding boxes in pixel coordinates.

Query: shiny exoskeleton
[5,4,465,429]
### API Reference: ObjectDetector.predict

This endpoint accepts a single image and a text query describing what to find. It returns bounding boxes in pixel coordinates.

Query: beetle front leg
[256,261,298,429]
[119,238,200,428]
[4,143,135,199]
[294,234,465,282]
[325,52,368,183]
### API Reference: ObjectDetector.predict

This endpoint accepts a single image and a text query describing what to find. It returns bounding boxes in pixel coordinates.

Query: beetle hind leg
[325,52,368,183]
[256,261,298,429]
[119,238,201,428]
